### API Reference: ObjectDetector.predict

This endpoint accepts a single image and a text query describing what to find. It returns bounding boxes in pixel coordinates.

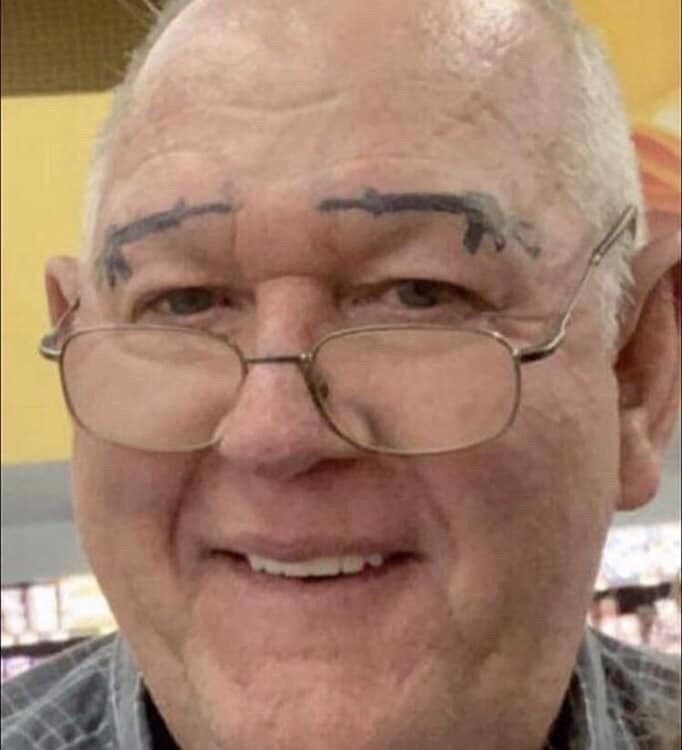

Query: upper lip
[210,534,417,563]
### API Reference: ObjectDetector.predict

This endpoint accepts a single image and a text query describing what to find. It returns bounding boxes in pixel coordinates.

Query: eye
[152,287,226,316]
[392,279,461,309]
[343,278,489,325]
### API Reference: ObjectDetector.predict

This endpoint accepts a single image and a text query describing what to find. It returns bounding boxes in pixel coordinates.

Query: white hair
[83,0,645,347]
[531,0,645,344]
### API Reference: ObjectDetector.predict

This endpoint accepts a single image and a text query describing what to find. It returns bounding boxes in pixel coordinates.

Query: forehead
[110,0,568,183]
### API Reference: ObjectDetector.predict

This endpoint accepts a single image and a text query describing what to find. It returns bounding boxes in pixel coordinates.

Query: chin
[179,643,461,750]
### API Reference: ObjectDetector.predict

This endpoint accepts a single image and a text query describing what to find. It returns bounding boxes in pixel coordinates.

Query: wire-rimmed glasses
[40,206,636,455]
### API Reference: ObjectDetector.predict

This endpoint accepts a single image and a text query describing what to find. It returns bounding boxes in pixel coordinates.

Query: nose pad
[211,360,358,478]
[308,364,330,402]
[304,360,385,452]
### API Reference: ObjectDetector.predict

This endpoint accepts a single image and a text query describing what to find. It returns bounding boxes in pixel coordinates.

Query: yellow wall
[573,0,680,122]
[1,94,111,463]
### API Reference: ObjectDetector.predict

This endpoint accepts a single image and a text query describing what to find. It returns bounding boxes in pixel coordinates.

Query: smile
[246,553,387,578]
[208,547,417,589]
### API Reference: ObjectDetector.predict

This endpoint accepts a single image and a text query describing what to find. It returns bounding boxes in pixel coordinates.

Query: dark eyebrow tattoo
[95,198,233,288]
[317,188,540,258]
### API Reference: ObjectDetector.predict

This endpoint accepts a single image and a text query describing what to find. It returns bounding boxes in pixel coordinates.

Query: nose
[212,358,360,480]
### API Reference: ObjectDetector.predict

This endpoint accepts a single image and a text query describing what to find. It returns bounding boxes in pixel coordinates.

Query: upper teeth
[246,553,385,578]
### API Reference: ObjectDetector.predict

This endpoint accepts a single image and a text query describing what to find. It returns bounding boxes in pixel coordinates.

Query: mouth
[199,538,424,628]
[210,550,416,584]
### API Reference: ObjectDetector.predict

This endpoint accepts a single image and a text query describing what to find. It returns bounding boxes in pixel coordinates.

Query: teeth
[367,553,384,568]
[246,554,386,578]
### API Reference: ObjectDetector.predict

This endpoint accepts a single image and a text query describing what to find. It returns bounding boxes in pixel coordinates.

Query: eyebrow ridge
[95,199,233,288]
[317,187,540,258]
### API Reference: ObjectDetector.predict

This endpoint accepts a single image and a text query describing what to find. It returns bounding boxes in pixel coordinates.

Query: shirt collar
[109,635,155,750]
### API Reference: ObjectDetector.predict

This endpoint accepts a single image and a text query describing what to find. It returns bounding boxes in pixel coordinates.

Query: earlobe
[616,214,681,511]
[45,256,81,325]
[618,403,664,510]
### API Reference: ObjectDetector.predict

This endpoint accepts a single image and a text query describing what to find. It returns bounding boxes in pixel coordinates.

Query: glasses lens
[61,328,243,450]
[313,328,518,453]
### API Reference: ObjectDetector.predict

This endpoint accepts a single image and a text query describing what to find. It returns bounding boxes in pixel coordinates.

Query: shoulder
[587,628,681,745]
[590,628,681,693]
[1,634,118,750]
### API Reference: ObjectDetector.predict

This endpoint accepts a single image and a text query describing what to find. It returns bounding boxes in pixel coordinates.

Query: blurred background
[1,0,680,679]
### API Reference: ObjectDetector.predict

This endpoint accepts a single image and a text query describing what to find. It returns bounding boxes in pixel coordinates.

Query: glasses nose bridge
[243,351,313,369]
[241,350,319,395]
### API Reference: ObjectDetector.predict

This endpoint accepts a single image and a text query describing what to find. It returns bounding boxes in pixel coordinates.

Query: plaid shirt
[2,629,680,749]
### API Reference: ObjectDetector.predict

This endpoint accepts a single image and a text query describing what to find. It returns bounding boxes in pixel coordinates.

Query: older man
[2,0,680,748]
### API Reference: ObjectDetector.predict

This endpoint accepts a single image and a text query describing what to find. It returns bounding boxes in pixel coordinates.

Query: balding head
[111,0,571,201]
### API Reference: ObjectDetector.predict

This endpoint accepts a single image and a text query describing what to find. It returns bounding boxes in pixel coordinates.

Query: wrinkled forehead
[114,0,571,179]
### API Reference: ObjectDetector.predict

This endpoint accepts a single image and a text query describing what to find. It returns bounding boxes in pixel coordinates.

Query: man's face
[63,1,624,748]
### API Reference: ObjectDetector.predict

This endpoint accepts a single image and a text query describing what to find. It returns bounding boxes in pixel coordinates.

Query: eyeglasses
[40,206,636,455]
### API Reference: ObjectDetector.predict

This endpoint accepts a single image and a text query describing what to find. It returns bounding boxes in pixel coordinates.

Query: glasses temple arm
[518,205,638,364]
[39,298,81,361]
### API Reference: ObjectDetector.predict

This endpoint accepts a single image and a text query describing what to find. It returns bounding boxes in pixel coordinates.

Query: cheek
[70,431,200,640]
[415,359,619,640]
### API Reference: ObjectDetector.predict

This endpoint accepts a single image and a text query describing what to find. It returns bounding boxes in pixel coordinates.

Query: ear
[616,210,681,511]
[45,256,81,325]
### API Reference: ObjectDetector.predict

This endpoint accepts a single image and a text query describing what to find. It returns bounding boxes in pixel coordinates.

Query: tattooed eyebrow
[317,188,540,258]
[95,199,233,288]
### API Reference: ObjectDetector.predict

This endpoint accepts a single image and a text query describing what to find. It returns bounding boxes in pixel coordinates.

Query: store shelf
[1,575,117,682]
[596,522,680,592]
[2,637,86,660]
